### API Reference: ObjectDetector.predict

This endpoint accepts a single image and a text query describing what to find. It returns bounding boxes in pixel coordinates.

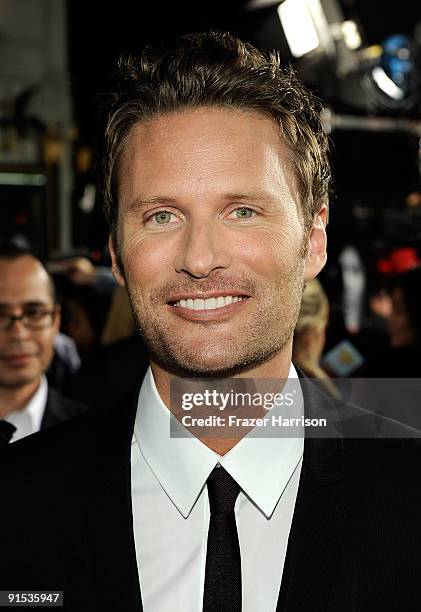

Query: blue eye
[153,211,173,224]
[235,207,254,219]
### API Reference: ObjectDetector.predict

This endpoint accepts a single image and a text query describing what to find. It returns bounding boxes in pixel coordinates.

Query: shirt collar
[6,376,48,437]
[134,365,304,519]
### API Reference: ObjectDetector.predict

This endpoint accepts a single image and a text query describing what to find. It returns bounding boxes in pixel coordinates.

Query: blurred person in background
[101,283,136,345]
[0,243,87,447]
[53,258,148,410]
[48,255,116,291]
[50,256,116,359]
[388,267,421,351]
[293,279,339,398]
[65,284,148,409]
[363,266,421,377]
[47,329,81,392]
[63,289,111,355]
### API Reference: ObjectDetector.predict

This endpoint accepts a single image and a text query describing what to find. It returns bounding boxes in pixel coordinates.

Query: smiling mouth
[170,295,248,311]
[2,354,34,364]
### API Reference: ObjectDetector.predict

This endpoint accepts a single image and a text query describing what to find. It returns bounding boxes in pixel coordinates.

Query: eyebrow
[127,196,178,213]
[127,191,276,212]
[223,191,275,202]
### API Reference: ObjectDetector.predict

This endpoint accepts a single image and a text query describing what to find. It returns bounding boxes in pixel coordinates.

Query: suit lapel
[277,376,347,611]
[78,382,143,612]
[40,388,60,429]
[83,461,143,611]
[41,388,86,428]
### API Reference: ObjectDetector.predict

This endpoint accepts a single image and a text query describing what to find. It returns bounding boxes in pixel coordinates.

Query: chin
[160,355,240,378]
[152,345,279,379]
[3,377,37,389]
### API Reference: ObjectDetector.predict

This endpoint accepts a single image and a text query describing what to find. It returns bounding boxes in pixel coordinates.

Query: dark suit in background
[64,334,149,411]
[1,385,88,447]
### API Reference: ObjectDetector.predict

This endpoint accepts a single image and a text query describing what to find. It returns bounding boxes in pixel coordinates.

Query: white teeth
[174,296,245,310]
[206,298,217,309]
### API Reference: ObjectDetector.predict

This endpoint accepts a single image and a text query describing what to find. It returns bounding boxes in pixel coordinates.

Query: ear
[108,234,126,287]
[304,205,328,281]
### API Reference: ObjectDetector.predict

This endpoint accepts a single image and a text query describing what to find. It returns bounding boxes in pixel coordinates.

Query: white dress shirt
[5,376,47,443]
[131,365,304,612]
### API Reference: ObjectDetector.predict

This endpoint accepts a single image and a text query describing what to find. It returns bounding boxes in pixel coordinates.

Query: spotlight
[239,1,421,114]
[360,34,414,112]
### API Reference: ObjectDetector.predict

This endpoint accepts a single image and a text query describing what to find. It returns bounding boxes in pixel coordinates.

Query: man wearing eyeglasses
[0,243,87,447]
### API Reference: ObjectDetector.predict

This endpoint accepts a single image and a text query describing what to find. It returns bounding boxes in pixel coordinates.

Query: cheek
[38,334,55,363]
[238,226,302,276]
[232,220,302,267]
[122,235,174,298]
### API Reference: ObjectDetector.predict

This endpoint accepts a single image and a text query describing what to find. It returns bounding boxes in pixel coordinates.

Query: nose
[7,317,31,338]
[174,218,231,279]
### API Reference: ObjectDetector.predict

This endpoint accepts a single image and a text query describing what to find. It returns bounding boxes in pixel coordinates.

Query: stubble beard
[122,263,306,379]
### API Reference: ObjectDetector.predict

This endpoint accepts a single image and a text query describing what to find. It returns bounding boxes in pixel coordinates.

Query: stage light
[341,21,362,51]
[239,1,420,113]
[371,66,405,101]
[359,34,414,111]
[277,0,319,58]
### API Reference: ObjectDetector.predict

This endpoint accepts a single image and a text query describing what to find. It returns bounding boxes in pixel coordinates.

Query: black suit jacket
[40,387,88,429]
[1,370,421,611]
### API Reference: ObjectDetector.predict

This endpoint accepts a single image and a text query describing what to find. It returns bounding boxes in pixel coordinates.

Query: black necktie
[203,466,242,612]
[0,420,16,448]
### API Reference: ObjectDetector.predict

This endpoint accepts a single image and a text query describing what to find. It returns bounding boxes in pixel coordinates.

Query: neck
[150,343,293,456]
[0,378,41,417]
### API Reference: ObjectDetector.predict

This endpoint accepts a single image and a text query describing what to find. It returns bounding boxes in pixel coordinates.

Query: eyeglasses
[0,307,57,332]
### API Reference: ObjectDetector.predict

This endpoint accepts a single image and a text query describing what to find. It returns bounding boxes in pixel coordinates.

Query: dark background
[67,0,421,269]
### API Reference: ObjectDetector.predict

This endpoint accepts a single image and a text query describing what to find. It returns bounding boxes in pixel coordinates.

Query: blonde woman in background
[293,279,340,398]
[101,284,135,346]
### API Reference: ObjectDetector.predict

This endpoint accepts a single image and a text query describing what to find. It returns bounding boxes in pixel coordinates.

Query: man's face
[0,256,60,389]
[111,107,326,377]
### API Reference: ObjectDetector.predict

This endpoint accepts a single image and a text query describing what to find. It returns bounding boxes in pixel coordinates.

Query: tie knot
[0,420,16,447]
[206,467,241,515]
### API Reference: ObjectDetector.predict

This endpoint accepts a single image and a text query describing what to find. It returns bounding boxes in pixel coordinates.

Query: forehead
[117,107,296,206]
[0,256,53,305]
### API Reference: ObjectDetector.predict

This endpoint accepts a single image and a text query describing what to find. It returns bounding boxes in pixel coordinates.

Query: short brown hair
[98,31,331,243]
